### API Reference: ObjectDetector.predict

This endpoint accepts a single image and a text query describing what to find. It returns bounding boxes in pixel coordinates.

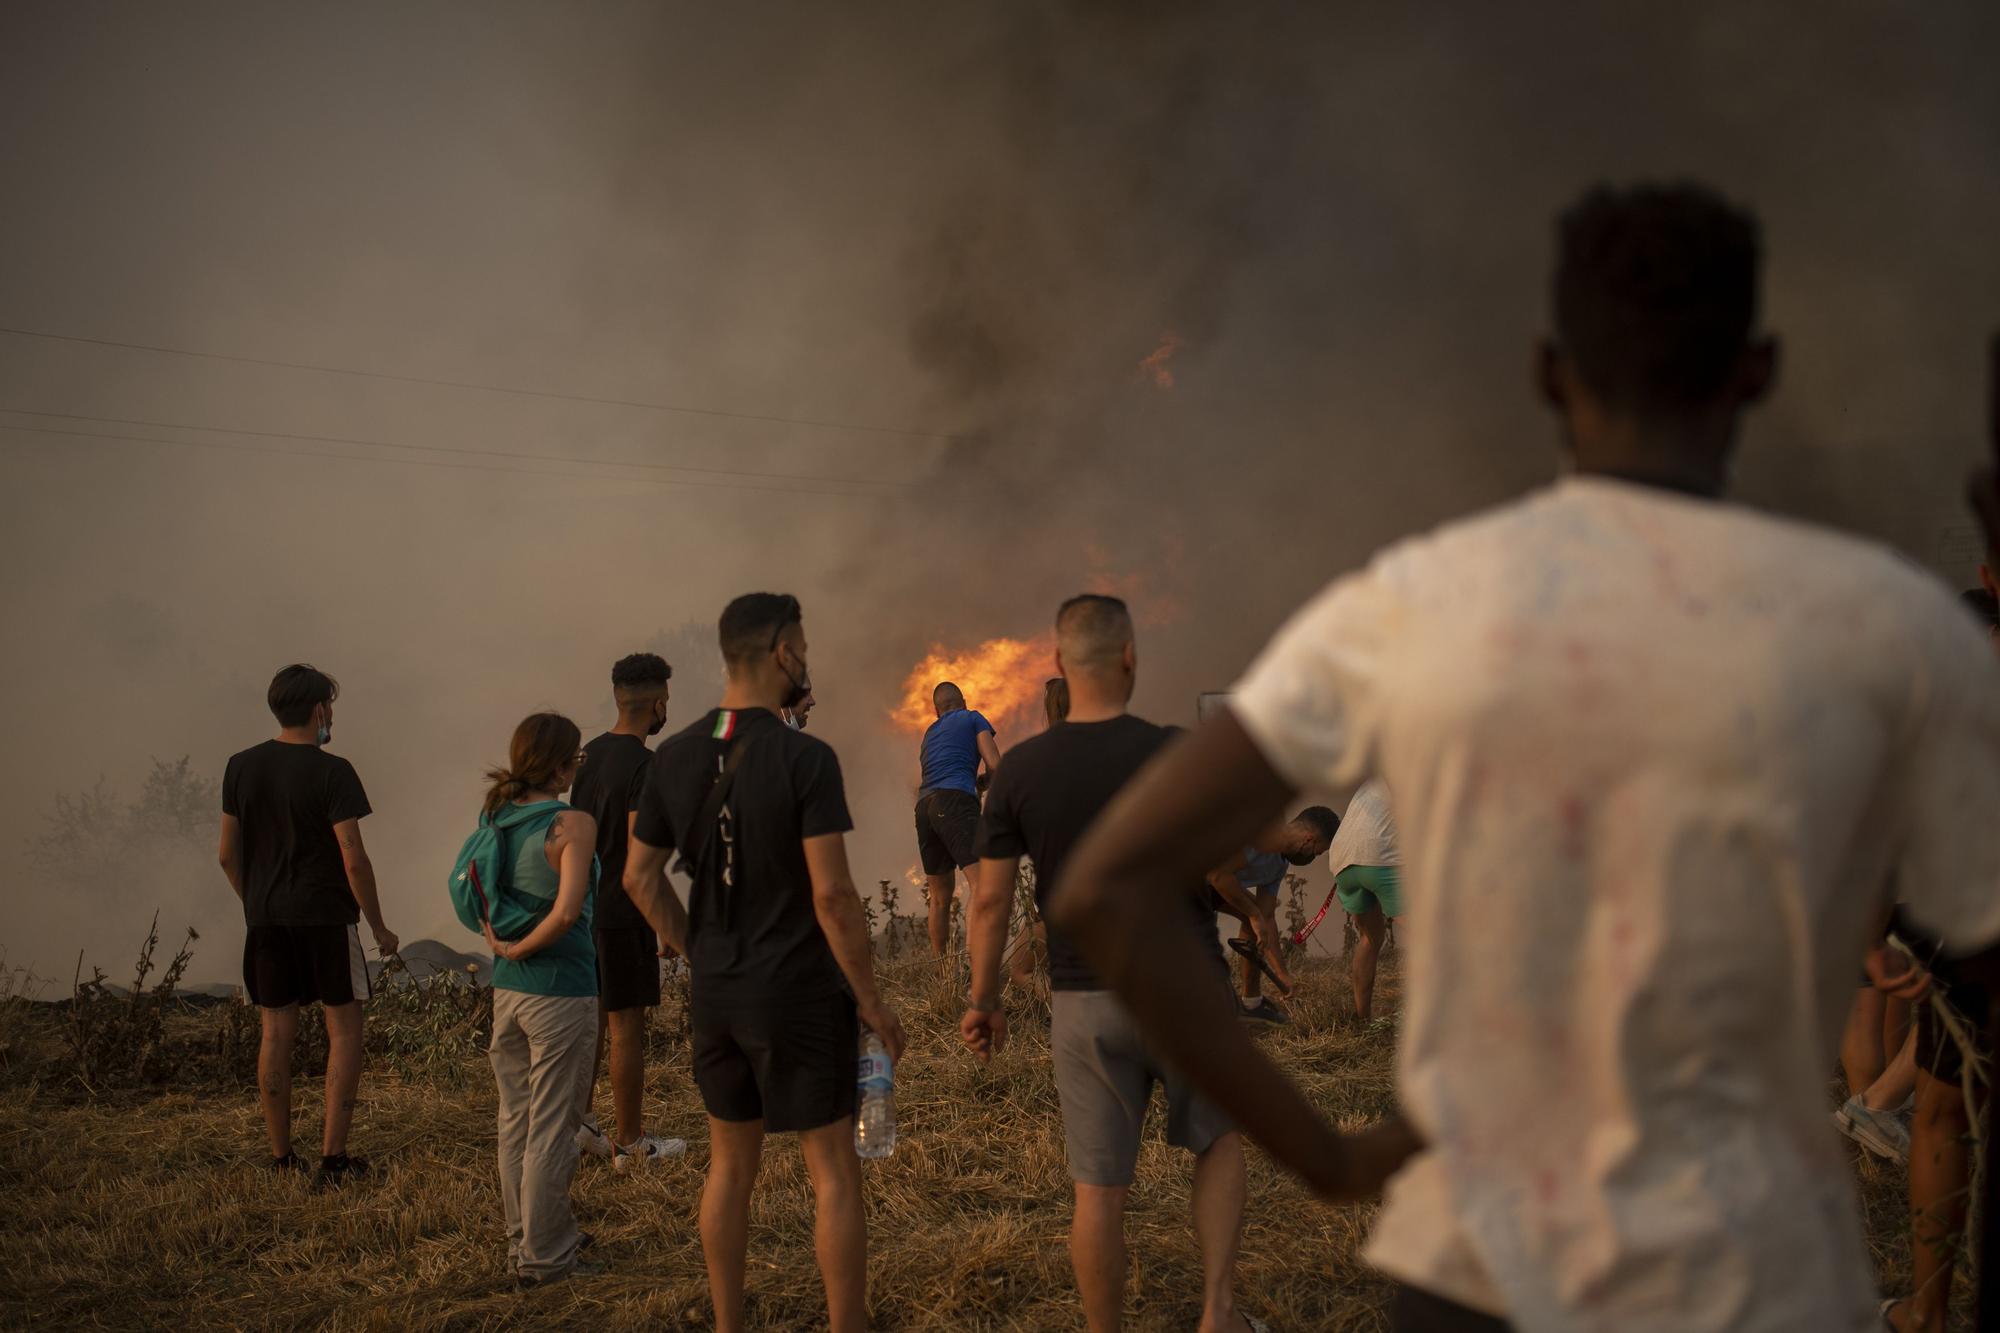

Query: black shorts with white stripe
[243,923,372,1008]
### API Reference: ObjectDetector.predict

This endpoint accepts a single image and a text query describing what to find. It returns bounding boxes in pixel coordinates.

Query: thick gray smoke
[1,1,1993,983]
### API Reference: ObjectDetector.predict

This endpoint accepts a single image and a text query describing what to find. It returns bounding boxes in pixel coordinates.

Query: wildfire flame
[1137,331,1181,389]
[891,634,1056,740]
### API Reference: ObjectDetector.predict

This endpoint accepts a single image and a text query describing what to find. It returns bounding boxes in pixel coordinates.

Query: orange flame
[891,634,1056,740]
[1137,332,1181,389]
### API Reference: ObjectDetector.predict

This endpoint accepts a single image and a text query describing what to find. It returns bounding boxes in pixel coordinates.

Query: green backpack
[447,804,568,941]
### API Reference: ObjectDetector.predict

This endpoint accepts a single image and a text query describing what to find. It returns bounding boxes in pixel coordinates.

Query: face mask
[778,649,812,711]
[316,711,331,746]
[784,713,804,732]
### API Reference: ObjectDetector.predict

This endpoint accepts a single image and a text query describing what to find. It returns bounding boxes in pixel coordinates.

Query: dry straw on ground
[0,945,1933,1330]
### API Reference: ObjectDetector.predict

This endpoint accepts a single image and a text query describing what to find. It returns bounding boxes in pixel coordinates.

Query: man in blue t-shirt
[914,681,1002,959]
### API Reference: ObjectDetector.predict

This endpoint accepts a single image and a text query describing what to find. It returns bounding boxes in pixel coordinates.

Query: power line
[0,407,912,491]
[0,324,965,443]
[0,421,900,501]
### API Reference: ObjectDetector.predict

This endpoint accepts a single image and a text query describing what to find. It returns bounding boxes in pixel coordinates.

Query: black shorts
[243,923,371,1009]
[596,926,661,1013]
[915,790,980,875]
[691,991,857,1133]
[1916,960,1993,1088]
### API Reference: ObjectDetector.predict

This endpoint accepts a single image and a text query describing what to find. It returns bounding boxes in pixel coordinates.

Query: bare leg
[607,1007,648,1145]
[1896,1069,1974,1332]
[1192,1132,1252,1333]
[1071,1183,1128,1332]
[1885,994,1913,1070]
[1863,1027,1919,1113]
[321,1001,363,1156]
[926,873,956,960]
[257,1004,299,1158]
[1351,909,1386,1022]
[800,1119,869,1333]
[1841,987,1888,1095]
[701,1117,764,1333]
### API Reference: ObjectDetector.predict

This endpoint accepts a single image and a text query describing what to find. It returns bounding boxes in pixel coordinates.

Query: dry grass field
[0,941,1934,1331]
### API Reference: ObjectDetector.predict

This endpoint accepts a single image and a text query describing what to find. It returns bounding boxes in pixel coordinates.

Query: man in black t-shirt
[624,593,905,1333]
[568,652,690,1170]
[219,664,397,1187]
[962,595,1254,1333]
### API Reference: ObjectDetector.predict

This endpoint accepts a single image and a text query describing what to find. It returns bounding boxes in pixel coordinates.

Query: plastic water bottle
[855,1028,895,1159]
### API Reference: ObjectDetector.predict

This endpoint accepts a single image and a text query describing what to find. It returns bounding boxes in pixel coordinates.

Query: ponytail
[482,712,583,818]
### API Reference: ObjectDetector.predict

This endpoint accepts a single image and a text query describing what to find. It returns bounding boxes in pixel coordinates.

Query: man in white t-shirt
[1325,779,1400,1022]
[1048,182,2000,1332]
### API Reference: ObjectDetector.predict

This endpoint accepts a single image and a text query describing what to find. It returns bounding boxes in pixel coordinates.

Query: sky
[2,1,1994,984]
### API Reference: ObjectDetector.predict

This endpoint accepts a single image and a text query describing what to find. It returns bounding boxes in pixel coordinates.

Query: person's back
[991,714,1220,987]
[227,739,369,930]
[641,707,847,1000]
[219,664,392,1186]
[920,706,993,796]
[1274,479,2000,1327]
[625,593,902,1333]
[488,798,596,998]
[1042,182,2000,1333]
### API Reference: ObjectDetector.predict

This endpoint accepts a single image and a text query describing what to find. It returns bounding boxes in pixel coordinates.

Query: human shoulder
[551,806,598,846]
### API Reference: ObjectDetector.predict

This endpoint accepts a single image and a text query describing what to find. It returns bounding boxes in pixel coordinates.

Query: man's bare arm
[1049,709,1418,1201]
[334,818,397,955]
[218,813,245,900]
[1207,869,1292,992]
[961,855,1020,1062]
[623,812,689,956]
[803,833,906,1063]
[976,731,1003,780]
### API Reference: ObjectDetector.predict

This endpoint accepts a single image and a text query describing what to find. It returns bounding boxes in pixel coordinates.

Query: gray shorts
[1051,989,1236,1186]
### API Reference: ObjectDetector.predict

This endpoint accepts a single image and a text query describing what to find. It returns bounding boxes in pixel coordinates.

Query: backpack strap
[683,735,751,891]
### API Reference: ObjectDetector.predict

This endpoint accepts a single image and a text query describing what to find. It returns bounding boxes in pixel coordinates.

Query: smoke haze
[2,1,1994,982]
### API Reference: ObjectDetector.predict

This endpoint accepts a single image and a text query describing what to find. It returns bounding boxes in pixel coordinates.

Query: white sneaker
[613,1133,688,1172]
[575,1118,613,1159]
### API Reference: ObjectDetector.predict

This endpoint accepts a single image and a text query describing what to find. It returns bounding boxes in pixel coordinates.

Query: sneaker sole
[1850,1124,1908,1163]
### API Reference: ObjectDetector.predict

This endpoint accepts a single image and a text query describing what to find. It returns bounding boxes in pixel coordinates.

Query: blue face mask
[316,714,331,746]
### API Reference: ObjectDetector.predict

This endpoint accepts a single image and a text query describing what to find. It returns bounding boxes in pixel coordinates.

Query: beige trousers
[490,989,598,1279]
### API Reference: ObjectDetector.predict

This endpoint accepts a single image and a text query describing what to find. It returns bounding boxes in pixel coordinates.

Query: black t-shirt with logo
[570,731,654,931]
[631,708,852,1004]
[976,713,1222,990]
[221,740,372,927]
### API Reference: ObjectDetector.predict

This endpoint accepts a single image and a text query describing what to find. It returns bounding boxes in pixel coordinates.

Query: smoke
[0,0,1993,981]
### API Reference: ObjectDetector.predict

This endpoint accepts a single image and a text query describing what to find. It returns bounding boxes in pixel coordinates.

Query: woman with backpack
[473,711,601,1288]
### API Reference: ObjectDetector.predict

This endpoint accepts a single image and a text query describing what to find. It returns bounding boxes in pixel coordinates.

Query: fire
[890,634,1056,741]
[1137,331,1181,389]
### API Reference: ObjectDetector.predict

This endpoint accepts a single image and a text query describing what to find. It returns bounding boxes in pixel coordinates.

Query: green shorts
[1334,864,1401,918]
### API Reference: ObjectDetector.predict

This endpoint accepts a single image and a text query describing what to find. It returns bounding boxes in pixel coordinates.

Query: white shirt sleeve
[1229,565,1398,796]
[1893,607,2000,951]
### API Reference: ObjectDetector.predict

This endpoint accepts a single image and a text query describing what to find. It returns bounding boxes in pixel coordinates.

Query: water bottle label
[857,1050,892,1093]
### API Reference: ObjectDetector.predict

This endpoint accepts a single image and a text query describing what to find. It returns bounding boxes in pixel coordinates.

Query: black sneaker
[1241,1000,1290,1026]
[516,1256,604,1290]
[269,1152,303,1173]
[313,1152,372,1189]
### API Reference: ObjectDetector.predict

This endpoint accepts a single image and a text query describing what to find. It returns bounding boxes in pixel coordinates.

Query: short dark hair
[718,593,802,668]
[1963,587,1999,629]
[1294,805,1340,844]
[933,681,965,711]
[1555,182,1761,415]
[1056,594,1134,671]
[611,652,671,690]
[267,664,338,727]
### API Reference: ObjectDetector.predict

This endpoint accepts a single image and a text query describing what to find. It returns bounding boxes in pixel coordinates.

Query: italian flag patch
[712,711,737,741]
